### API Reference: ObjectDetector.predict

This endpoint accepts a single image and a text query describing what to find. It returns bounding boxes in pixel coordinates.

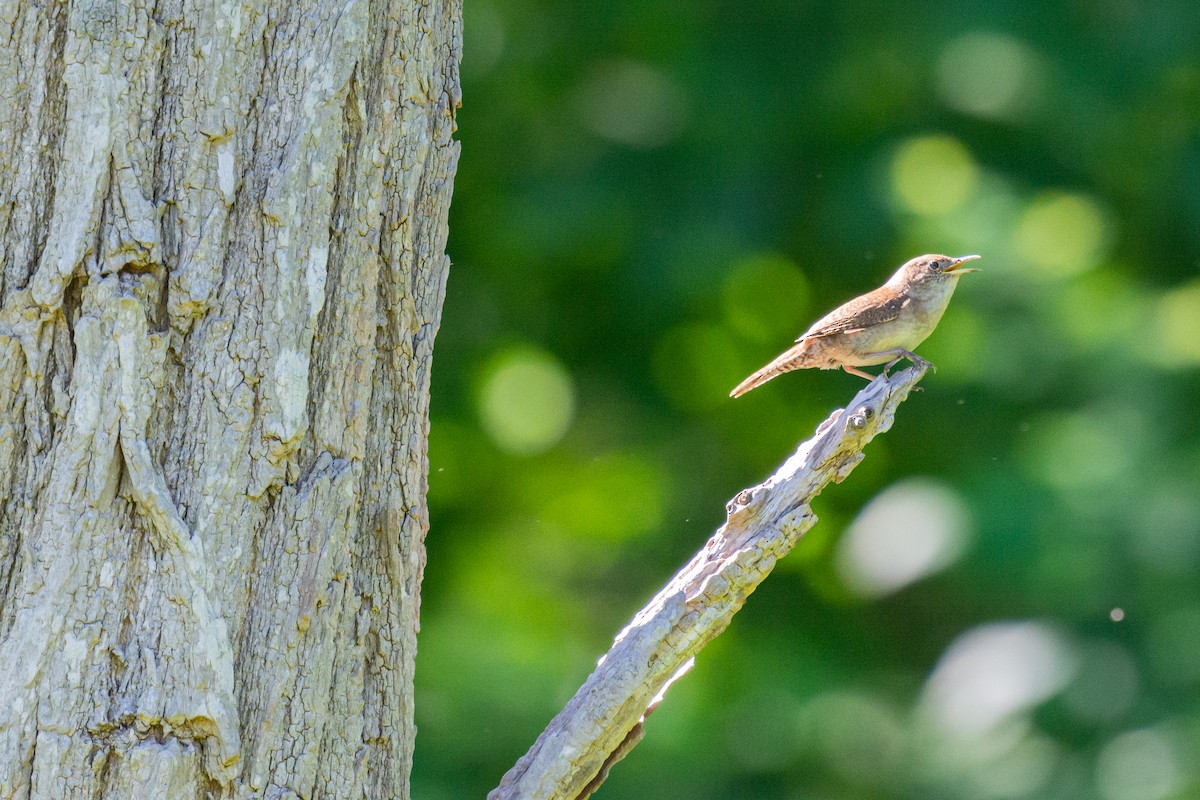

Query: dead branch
[489,363,930,799]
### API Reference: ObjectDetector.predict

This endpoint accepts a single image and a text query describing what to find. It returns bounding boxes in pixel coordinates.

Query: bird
[730,253,980,397]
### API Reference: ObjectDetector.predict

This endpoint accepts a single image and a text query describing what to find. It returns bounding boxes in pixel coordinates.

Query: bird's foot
[879,350,934,379]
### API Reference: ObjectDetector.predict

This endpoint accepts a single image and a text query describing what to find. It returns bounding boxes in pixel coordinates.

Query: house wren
[730,254,980,397]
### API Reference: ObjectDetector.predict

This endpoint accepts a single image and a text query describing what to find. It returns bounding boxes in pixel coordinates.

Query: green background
[415,2,1200,798]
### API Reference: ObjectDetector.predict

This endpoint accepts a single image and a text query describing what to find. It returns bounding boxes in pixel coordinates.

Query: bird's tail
[729,343,808,398]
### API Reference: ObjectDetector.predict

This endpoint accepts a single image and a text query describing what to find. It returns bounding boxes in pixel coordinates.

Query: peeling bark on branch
[0,1,461,797]
[490,366,930,800]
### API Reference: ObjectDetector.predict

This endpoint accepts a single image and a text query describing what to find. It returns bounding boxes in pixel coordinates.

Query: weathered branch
[489,364,930,800]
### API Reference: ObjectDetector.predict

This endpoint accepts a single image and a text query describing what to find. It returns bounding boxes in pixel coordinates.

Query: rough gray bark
[491,366,929,800]
[0,0,461,797]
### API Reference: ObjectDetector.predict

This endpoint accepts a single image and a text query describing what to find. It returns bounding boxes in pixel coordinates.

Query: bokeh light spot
[1012,192,1111,279]
[1096,728,1181,800]
[920,621,1076,736]
[721,253,810,344]
[936,33,1043,120]
[477,346,575,455]
[890,135,979,216]
[573,59,690,149]
[836,478,971,597]
[1148,279,1200,367]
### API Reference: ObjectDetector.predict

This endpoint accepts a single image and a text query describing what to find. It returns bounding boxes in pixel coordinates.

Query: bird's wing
[797,290,910,340]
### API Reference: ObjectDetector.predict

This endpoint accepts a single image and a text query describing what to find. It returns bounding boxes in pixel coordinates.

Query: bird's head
[887,253,981,297]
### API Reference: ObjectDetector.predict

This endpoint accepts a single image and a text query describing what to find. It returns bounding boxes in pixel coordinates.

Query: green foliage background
[416,2,1200,798]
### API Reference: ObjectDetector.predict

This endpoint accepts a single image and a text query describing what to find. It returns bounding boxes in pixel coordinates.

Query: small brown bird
[730,254,980,397]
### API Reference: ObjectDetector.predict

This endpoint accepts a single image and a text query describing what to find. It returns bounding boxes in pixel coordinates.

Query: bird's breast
[839,301,950,364]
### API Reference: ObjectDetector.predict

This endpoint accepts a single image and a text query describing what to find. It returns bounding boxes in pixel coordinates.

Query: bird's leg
[841,364,878,381]
[859,349,933,379]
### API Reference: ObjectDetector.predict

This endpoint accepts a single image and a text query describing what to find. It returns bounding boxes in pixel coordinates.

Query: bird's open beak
[945,254,981,274]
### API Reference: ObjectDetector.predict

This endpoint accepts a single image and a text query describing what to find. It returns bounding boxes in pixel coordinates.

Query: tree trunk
[0,0,460,797]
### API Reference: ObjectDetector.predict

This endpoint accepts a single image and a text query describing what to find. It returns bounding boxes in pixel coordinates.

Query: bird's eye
[929,260,942,271]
